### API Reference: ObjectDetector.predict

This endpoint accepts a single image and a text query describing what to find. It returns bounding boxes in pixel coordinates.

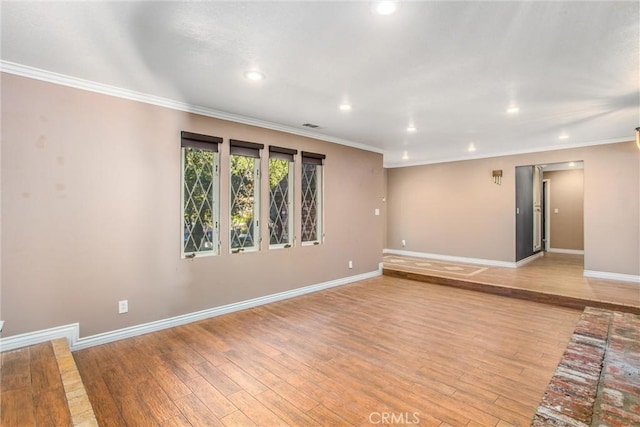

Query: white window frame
[180,131,221,259]
[268,147,296,249]
[301,152,325,246]
[229,140,263,253]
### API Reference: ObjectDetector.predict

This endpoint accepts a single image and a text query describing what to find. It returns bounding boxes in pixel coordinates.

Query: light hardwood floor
[384,253,640,311]
[1,342,73,426]
[73,276,581,426]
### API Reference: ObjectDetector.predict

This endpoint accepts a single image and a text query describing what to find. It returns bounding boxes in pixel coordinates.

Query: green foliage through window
[230,155,258,250]
[183,147,217,255]
[269,158,293,246]
[301,163,321,243]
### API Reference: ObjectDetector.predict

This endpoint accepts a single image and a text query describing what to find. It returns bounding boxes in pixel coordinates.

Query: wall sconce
[636,127,639,150]
[492,169,503,185]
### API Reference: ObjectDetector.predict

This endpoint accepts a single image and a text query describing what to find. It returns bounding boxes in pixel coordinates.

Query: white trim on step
[548,248,585,255]
[583,270,640,284]
[383,249,517,268]
[515,251,544,267]
[0,269,381,352]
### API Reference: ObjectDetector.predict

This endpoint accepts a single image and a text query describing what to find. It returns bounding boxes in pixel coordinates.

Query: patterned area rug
[383,255,488,277]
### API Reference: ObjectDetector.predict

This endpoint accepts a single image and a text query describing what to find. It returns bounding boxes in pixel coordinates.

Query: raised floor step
[1,338,97,426]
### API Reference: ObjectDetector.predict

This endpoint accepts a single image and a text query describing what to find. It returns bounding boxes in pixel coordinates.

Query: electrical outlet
[118,300,128,314]
[348,260,353,269]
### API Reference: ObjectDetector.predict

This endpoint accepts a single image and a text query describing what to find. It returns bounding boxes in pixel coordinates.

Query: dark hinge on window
[313,241,320,245]
[284,244,292,248]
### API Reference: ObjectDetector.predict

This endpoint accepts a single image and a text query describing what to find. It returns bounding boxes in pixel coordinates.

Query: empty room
[1,1,639,426]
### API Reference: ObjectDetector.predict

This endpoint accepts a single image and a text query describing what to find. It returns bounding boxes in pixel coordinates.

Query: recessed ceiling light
[373,1,398,15]
[559,134,569,140]
[468,143,476,152]
[407,126,416,132]
[568,162,575,167]
[402,151,409,160]
[507,106,520,114]
[339,103,352,111]
[243,70,265,81]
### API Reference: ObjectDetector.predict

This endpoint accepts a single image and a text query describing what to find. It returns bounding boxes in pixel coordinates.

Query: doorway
[515,161,584,262]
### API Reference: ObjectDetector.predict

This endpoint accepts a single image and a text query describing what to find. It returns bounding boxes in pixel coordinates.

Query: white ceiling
[2,1,638,167]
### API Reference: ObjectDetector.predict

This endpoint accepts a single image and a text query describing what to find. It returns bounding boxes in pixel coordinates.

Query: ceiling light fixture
[568,162,575,167]
[559,134,569,140]
[468,143,476,152]
[407,126,416,132]
[243,70,265,81]
[339,103,352,111]
[402,151,409,160]
[373,1,398,15]
[506,106,520,114]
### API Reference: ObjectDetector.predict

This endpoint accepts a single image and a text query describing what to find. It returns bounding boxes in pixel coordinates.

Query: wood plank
[220,410,257,427]
[136,378,181,423]
[72,275,585,426]
[193,361,242,396]
[1,348,31,391]
[173,394,224,427]
[227,390,288,426]
[33,389,73,426]
[185,375,237,418]
[254,389,321,427]
[306,404,355,426]
[1,388,35,426]
[83,378,126,427]
[215,362,268,396]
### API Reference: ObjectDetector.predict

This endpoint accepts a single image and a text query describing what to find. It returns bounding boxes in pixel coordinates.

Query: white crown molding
[383,248,516,268]
[583,270,640,284]
[384,137,633,168]
[2,60,630,168]
[0,268,382,352]
[548,248,585,255]
[0,60,383,155]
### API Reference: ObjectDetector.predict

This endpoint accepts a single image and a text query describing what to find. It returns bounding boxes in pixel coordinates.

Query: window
[230,139,264,252]
[181,131,221,258]
[269,146,297,248]
[301,151,325,245]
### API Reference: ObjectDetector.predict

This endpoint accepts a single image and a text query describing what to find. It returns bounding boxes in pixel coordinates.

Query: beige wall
[0,73,385,337]
[544,169,584,251]
[387,142,640,275]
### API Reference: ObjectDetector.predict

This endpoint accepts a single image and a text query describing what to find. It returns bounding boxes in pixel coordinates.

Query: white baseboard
[0,269,381,352]
[383,248,517,268]
[583,270,640,283]
[0,323,79,353]
[548,248,585,255]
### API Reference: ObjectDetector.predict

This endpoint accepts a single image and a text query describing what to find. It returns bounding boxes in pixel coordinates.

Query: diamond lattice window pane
[230,155,257,249]
[301,163,319,242]
[269,158,291,245]
[183,148,215,254]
